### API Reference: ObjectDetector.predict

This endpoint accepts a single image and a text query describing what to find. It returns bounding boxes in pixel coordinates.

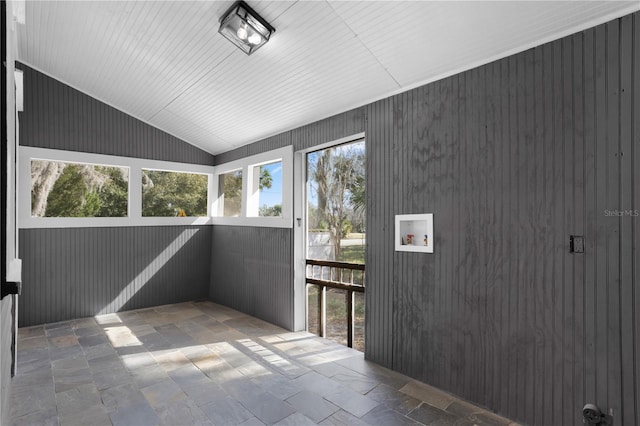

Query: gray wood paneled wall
[19,226,211,327]
[17,65,214,326]
[18,63,214,165]
[365,13,639,426]
[0,298,12,424]
[213,107,366,165]
[212,12,640,426]
[210,227,293,330]
[210,109,366,330]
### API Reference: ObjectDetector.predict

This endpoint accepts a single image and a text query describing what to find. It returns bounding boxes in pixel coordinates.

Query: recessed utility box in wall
[395,214,434,253]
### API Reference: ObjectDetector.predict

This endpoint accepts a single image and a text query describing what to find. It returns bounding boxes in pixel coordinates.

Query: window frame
[211,146,293,228]
[19,146,214,228]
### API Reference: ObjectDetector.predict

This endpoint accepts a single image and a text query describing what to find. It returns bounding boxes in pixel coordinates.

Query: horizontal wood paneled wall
[17,66,214,326]
[209,226,293,329]
[18,63,214,165]
[365,12,639,426]
[19,226,211,326]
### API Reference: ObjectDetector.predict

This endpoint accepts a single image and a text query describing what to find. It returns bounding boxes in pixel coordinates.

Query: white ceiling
[14,1,640,155]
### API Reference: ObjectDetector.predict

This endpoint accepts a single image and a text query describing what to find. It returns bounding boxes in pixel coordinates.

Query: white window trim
[212,146,293,228]
[19,146,215,228]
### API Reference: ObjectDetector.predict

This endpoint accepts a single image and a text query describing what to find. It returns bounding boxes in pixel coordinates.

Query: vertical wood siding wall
[213,12,639,426]
[210,227,293,329]
[18,63,214,165]
[18,65,213,326]
[0,298,13,424]
[365,13,639,426]
[213,107,366,165]
[210,109,366,330]
[19,226,211,327]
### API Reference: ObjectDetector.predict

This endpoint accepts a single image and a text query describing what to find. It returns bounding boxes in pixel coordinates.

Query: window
[218,170,243,217]
[142,170,208,217]
[31,160,128,218]
[19,146,214,228]
[251,161,282,217]
[21,146,289,228]
[212,146,292,228]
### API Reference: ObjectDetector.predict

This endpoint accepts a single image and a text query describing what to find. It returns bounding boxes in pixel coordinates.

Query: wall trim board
[3,1,19,424]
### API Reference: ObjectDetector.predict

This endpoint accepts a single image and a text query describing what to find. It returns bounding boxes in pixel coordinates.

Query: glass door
[305,139,365,350]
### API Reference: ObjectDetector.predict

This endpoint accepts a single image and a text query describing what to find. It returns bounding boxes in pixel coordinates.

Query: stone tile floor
[10,301,519,426]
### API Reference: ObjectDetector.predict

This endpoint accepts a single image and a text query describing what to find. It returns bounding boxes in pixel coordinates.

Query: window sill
[210,216,292,228]
[19,216,213,229]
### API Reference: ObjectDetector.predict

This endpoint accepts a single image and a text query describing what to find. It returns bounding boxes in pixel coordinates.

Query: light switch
[569,236,584,253]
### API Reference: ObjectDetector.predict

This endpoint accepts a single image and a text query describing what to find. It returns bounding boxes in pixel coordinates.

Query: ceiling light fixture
[218,1,275,56]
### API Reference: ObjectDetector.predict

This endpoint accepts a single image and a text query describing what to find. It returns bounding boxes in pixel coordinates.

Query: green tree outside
[96,166,128,217]
[259,203,282,217]
[308,142,365,260]
[44,164,129,218]
[142,170,208,217]
[259,167,272,190]
[81,190,101,217]
[45,165,87,217]
[219,170,242,217]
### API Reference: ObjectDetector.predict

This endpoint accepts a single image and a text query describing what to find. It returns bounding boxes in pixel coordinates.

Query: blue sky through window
[259,161,282,209]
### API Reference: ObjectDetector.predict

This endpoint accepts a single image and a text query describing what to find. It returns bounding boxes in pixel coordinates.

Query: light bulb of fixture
[237,25,248,40]
[248,33,262,45]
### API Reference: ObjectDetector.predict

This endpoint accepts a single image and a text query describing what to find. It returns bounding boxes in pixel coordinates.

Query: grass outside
[308,241,366,351]
[338,244,365,264]
[307,286,365,352]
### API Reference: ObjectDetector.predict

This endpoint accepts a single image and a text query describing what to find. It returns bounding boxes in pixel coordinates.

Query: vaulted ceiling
[14,1,640,155]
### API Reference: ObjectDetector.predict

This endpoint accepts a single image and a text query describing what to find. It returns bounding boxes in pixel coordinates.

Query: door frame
[292,132,365,332]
